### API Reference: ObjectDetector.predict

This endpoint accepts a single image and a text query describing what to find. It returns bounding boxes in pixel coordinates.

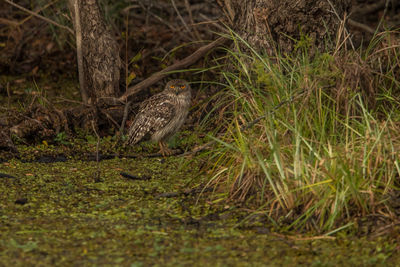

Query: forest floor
[1,152,400,266]
[2,0,400,265]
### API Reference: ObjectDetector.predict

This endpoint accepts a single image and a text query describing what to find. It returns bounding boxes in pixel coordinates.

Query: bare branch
[171,0,192,38]
[4,0,74,35]
[118,37,228,102]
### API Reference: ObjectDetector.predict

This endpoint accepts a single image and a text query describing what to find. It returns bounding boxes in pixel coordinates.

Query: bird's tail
[125,117,152,145]
[126,127,142,145]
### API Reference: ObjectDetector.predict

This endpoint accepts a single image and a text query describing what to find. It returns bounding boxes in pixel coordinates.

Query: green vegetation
[1,2,400,263]
[2,34,400,262]
[206,30,400,233]
[1,156,399,266]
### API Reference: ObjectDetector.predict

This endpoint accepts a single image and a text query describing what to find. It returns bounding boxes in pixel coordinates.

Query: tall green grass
[206,30,400,233]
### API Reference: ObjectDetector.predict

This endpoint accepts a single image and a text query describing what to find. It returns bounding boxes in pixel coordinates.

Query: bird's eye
[170,85,175,89]
[180,85,186,89]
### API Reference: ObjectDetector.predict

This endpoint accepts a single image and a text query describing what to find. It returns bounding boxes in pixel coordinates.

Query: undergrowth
[205,29,400,234]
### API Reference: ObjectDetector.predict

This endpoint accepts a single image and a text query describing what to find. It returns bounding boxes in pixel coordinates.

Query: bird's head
[164,79,190,95]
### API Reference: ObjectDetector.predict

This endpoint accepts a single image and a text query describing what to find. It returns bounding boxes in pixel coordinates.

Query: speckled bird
[126,79,191,156]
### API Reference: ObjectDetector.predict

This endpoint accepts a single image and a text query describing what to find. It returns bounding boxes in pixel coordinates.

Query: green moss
[0,154,399,266]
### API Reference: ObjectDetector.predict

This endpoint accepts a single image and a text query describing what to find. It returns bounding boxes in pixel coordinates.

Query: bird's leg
[158,141,173,156]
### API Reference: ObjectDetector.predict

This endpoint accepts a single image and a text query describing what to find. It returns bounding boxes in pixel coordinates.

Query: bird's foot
[159,141,173,157]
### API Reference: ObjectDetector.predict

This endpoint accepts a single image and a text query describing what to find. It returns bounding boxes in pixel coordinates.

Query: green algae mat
[1,157,399,266]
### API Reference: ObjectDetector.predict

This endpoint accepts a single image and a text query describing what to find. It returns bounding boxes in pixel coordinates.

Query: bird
[126,79,191,156]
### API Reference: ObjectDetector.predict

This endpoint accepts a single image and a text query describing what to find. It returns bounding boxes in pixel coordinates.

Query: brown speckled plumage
[126,79,191,155]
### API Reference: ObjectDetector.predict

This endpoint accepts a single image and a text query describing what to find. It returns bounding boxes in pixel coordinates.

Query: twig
[5,82,12,127]
[18,114,47,131]
[55,97,90,106]
[120,11,131,136]
[198,14,228,33]
[171,0,192,38]
[124,11,129,94]
[184,0,201,40]
[0,173,17,179]
[38,95,71,134]
[119,37,228,101]
[91,120,101,181]
[137,1,175,31]
[327,0,354,50]
[120,172,151,180]
[99,109,120,129]
[381,0,391,26]
[4,0,74,35]
[83,148,183,161]
[119,100,132,134]
[19,0,59,26]
[70,0,88,104]
[271,232,336,241]
[156,186,213,198]
[370,221,400,238]
[348,19,375,34]
[180,141,214,156]
[352,0,387,16]
[121,5,141,14]
[6,82,10,110]
[156,191,180,198]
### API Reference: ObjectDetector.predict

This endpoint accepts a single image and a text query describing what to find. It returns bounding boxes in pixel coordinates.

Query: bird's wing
[127,94,175,144]
[147,101,176,132]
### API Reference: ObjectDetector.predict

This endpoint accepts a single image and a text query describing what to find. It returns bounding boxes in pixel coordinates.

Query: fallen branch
[0,173,17,179]
[348,19,375,34]
[120,172,151,180]
[118,37,228,102]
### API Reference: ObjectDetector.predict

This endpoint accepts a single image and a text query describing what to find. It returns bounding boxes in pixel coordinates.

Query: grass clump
[206,31,400,234]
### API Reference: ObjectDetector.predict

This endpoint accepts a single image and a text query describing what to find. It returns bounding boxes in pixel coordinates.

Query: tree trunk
[68,0,121,104]
[226,0,352,55]
[3,0,123,145]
